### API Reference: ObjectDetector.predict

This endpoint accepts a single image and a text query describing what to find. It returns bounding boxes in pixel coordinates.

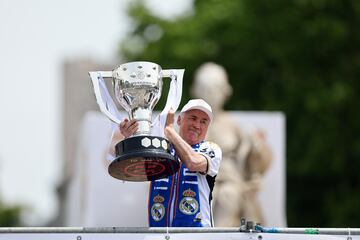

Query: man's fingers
[119,118,139,137]
[128,121,139,132]
[168,108,175,115]
[128,119,137,126]
[119,121,126,129]
[166,108,175,124]
[120,118,129,127]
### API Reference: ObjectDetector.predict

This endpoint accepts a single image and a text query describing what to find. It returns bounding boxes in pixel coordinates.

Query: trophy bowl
[89,61,183,181]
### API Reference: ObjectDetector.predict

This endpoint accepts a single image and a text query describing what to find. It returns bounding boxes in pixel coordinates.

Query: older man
[117,99,222,227]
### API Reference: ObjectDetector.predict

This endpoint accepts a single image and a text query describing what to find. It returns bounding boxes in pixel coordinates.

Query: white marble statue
[191,62,273,226]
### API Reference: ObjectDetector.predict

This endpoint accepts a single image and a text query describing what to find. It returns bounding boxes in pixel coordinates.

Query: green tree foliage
[120,0,360,227]
[0,201,21,226]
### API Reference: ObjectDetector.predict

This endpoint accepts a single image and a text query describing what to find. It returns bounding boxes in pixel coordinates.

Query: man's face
[177,109,210,145]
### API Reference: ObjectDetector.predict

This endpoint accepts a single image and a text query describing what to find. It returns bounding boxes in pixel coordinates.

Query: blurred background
[1,0,360,228]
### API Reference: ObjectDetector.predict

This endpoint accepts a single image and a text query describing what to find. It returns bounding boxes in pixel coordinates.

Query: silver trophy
[89,61,184,181]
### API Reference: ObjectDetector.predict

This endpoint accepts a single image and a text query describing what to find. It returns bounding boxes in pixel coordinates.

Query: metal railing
[0,227,360,235]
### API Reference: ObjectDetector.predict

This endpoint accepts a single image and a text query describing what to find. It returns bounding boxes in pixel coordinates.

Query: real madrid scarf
[148,142,203,227]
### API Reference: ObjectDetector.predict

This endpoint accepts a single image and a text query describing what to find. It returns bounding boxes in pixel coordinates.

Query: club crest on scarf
[179,188,199,215]
[151,195,166,221]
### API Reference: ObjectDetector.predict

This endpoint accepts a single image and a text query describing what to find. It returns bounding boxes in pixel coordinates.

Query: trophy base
[109,136,180,181]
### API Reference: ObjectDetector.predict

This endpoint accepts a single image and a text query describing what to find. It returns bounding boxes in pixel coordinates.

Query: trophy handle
[89,71,122,124]
[161,69,184,113]
[152,69,184,137]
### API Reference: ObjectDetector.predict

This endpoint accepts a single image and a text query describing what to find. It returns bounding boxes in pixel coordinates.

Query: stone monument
[191,62,273,226]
